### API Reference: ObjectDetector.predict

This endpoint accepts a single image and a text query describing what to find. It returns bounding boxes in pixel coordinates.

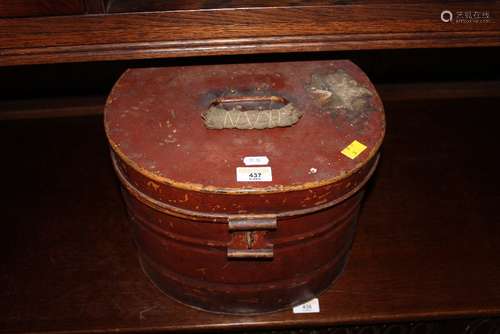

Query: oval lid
[105,60,385,194]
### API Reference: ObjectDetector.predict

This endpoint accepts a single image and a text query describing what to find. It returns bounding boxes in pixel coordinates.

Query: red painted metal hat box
[104,60,385,314]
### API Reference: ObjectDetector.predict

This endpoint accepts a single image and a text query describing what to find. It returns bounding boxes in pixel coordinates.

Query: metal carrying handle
[227,217,277,259]
[202,95,302,130]
[211,95,288,106]
[228,217,278,231]
[227,248,274,259]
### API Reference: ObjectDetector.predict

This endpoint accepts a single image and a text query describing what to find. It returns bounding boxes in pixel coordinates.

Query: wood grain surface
[1,2,499,65]
[1,97,499,333]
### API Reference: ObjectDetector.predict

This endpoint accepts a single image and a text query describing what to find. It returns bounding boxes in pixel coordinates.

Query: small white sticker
[293,298,320,314]
[236,166,272,182]
[243,156,269,166]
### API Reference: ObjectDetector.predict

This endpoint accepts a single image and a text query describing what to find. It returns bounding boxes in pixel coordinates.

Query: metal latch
[227,217,277,259]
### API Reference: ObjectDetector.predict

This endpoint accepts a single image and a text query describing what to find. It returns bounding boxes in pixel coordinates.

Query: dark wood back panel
[1,48,499,101]
[0,0,85,18]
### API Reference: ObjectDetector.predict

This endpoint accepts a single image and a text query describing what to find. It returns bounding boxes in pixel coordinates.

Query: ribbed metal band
[112,153,379,221]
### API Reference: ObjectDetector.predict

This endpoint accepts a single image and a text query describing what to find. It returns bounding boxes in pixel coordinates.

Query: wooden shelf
[1,97,499,333]
[0,1,499,66]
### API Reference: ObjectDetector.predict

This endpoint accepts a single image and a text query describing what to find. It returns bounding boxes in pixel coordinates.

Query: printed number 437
[249,172,262,178]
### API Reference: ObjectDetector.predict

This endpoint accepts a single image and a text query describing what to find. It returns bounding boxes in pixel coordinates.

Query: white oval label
[243,156,269,166]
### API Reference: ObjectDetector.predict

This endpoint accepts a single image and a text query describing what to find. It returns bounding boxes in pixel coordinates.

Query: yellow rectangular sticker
[341,140,367,159]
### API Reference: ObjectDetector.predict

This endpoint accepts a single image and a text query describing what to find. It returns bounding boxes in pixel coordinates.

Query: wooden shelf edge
[71,310,500,334]
[1,2,499,66]
[2,32,500,66]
